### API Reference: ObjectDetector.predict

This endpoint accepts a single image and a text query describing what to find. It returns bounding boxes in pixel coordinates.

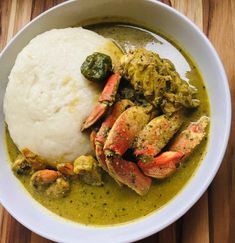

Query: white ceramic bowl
[0,1,231,242]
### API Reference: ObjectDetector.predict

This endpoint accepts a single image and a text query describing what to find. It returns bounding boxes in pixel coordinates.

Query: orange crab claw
[98,73,121,103]
[107,156,152,196]
[95,144,108,171]
[95,99,134,146]
[95,144,123,187]
[134,112,183,157]
[81,73,121,131]
[81,104,107,131]
[103,106,152,192]
[104,106,150,156]
[138,116,209,179]
[95,100,134,171]
[90,129,98,151]
[138,151,184,179]
[150,151,184,166]
[170,116,209,156]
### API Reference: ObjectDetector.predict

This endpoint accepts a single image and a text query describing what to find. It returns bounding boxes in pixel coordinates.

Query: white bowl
[0,0,231,242]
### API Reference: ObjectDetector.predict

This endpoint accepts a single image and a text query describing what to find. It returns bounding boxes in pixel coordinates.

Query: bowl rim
[0,0,231,242]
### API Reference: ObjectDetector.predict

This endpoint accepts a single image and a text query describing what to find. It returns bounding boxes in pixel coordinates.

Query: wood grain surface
[0,0,234,242]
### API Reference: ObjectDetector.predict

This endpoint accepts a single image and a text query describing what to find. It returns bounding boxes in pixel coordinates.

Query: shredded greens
[118,48,200,114]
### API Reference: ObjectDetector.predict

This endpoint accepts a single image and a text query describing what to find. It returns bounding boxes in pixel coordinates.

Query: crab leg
[104,106,151,155]
[95,99,134,172]
[81,73,121,131]
[134,112,183,157]
[138,116,209,179]
[104,106,152,195]
[106,156,152,196]
[138,151,184,179]
[90,129,98,151]
[170,116,209,156]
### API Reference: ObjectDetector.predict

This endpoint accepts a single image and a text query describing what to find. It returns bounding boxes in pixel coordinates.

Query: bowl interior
[0,0,230,242]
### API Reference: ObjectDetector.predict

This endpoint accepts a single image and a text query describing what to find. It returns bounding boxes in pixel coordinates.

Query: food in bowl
[4,23,210,225]
[4,27,122,164]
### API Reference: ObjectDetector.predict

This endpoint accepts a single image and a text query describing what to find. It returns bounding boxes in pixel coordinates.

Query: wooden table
[0,0,234,242]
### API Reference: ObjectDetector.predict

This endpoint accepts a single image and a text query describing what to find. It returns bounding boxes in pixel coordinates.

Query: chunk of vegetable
[12,154,32,175]
[21,148,47,170]
[74,155,103,186]
[118,48,200,114]
[81,52,112,82]
[45,177,70,199]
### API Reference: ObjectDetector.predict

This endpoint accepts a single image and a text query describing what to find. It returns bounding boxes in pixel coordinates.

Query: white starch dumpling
[4,27,122,163]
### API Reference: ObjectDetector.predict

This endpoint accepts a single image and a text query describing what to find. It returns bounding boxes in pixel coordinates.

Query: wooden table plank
[171,0,203,29]
[0,0,12,50]
[31,0,66,19]
[205,1,235,243]
[0,1,234,243]
[181,194,209,243]
[0,209,31,243]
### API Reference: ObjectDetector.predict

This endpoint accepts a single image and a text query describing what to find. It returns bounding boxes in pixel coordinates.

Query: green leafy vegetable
[118,48,200,114]
[81,52,112,82]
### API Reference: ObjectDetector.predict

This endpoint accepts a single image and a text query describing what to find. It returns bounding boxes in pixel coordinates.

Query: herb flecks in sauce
[5,24,210,226]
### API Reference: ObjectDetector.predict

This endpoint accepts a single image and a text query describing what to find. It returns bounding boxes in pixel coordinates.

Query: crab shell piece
[138,116,209,179]
[104,106,152,195]
[134,111,183,157]
[170,116,209,156]
[81,73,121,131]
[138,151,184,179]
[106,156,152,196]
[104,106,151,156]
[95,145,108,171]
[81,103,107,131]
[95,100,134,149]
[95,99,134,171]
[90,129,98,152]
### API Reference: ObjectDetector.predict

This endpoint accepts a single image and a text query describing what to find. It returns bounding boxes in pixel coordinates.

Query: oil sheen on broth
[5,24,210,226]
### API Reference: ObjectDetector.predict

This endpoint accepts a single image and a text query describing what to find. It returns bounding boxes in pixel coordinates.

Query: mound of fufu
[4,27,122,163]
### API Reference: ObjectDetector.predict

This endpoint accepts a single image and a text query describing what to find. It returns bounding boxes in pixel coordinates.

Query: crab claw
[95,145,108,171]
[90,129,98,151]
[107,156,152,195]
[104,106,152,193]
[95,100,134,147]
[95,99,134,172]
[138,116,209,179]
[95,145,123,187]
[134,112,183,157]
[138,151,184,179]
[81,73,121,131]
[104,106,151,155]
[81,103,107,132]
[170,116,209,156]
